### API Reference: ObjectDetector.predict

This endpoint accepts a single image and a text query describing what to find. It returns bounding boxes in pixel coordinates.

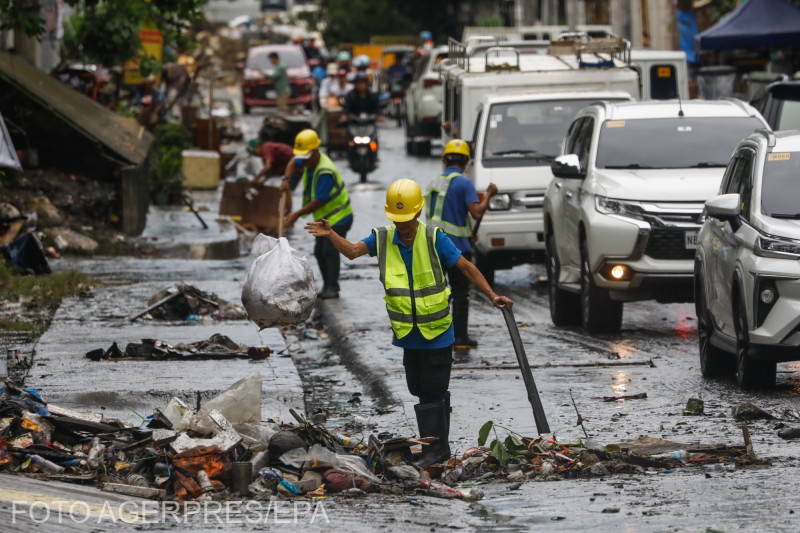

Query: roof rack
[484,47,520,72]
[548,34,630,67]
[448,37,468,70]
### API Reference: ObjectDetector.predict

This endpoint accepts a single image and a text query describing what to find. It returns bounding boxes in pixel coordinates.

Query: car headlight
[755,234,800,259]
[595,196,645,220]
[489,193,511,211]
[353,136,370,144]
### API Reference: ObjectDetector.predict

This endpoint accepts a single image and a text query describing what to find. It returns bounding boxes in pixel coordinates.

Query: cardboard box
[182,150,220,189]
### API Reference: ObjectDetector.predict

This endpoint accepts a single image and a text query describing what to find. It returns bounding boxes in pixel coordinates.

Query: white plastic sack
[189,372,262,435]
[241,235,317,328]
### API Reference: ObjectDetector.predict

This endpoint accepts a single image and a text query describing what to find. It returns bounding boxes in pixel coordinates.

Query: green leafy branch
[477,420,532,466]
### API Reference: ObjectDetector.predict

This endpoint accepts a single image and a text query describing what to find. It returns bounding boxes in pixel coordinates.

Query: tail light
[423,78,441,89]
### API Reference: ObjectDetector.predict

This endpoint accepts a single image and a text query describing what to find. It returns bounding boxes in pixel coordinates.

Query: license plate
[266,90,277,99]
[356,146,368,155]
[685,231,699,249]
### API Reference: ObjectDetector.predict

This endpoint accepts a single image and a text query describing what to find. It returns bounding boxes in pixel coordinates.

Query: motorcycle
[388,79,408,127]
[346,113,378,183]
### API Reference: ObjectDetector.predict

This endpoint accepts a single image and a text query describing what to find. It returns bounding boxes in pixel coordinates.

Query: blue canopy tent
[698,0,800,50]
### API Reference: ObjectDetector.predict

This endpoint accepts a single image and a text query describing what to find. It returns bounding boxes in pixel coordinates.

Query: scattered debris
[132,282,247,321]
[44,227,98,253]
[683,398,705,416]
[732,402,775,421]
[602,393,647,402]
[85,335,269,362]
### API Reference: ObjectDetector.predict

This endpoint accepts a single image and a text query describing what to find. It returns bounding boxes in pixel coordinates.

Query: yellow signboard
[123,25,163,85]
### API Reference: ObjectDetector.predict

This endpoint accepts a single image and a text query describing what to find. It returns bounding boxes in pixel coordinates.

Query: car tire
[580,239,623,333]
[405,121,418,155]
[417,140,432,157]
[475,251,495,287]
[546,234,580,327]
[243,101,251,115]
[695,272,730,378]
[734,293,776,388]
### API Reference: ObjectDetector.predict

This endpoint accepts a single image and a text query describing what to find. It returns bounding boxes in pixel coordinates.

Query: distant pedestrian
[266,52,291,113]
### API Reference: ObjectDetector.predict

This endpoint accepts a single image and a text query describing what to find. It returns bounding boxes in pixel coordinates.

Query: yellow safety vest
[425,172,472,238]
[374,222,452,340]
[302,153,353,225]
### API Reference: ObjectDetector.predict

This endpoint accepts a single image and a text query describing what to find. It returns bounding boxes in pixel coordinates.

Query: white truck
[438,37,641,283]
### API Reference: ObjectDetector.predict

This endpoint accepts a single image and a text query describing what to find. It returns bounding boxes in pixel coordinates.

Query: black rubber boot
[414,400,451,467]
[452,304,477,349]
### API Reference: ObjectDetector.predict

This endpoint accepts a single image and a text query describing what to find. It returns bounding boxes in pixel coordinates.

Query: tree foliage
[320,0,482,46]
[1,0,205,68]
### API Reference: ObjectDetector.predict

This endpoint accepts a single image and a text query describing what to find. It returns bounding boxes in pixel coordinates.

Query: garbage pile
[0,373,483,503]
[0,373,771,505]
[133,283,247,322]
[434,420,769,487]
[85,334,271,362]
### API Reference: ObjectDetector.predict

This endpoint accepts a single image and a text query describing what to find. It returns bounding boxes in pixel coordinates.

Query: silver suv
[544,99,767,333]
[695,129,800,388]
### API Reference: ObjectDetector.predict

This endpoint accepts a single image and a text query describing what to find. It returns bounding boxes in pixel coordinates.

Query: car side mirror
[705,193,741,228]
[551,154,583,179]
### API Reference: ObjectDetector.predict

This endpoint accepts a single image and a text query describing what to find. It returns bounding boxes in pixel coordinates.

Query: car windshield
[246,48,306,72]
[596,117,765,169]
[483,99,620,164]
[762,152,800,217]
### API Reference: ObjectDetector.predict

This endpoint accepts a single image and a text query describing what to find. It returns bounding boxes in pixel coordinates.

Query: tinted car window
[761,151,800,217]
[650,65,678,99]
[595,117,764,169]
[778,100,800,130]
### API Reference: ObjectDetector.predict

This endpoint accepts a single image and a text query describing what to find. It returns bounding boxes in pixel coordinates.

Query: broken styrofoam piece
[101,483,167,499]
[171,410,242,454]
[161,397,192,431]
[189,372,262,434]
[46,404,104,424]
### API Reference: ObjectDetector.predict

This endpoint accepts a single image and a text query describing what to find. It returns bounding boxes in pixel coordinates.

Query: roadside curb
[315,298,399,409]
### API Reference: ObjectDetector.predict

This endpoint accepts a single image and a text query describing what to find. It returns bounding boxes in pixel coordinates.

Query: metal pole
[500,306,551,434]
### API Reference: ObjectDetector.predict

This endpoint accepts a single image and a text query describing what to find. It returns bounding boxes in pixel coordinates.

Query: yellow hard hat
[293,129,322,156]
[443,139,471,159]
[385,179,425,222]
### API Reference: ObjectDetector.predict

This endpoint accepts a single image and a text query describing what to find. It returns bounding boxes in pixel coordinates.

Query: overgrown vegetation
[0,262,91,335]
[151,123,192,195]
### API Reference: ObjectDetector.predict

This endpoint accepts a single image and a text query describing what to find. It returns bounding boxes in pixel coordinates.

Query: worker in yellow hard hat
[305,179,512,467]
[425,139,498,350]
[282,129,353,299]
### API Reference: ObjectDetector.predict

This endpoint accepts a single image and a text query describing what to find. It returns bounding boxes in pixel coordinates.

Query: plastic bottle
[86,437,105,468]
[197,470,215,492]
[649,450,690,463]
[28,454,65,474]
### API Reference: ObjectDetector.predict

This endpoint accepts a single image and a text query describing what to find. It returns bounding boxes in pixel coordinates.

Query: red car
[241,44,313,113]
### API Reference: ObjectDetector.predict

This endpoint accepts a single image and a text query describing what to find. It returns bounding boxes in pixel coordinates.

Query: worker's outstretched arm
[305,219,369,260]
[467,183,498,220]
[285,199,325,226]
[455,255,513,309]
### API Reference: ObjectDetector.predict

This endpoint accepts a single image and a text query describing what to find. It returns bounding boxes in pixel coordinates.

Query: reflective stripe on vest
[425,172,472,238]
[374,222,452,340]
[302,153,353,226]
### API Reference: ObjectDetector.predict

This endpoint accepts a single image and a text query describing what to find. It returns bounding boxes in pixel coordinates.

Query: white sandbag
[189,372,262,434]
[241,235,317,328]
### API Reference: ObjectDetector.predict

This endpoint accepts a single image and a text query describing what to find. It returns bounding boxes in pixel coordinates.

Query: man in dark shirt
[342,73,380,120]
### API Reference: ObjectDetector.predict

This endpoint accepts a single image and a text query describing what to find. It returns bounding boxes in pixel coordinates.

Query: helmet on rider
[354,55,371,70]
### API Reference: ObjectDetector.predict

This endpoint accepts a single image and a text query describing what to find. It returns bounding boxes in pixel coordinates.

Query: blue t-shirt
[307,170,353,227]
[427,167,479,253]
[363,226,462,349]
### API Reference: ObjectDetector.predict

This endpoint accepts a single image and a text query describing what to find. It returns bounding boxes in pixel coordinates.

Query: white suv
[404,46,448,156]
[695,129,800,389]
[544,100,768,333]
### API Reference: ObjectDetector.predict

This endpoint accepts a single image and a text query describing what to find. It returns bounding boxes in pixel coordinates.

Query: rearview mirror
[705,193,740,219]
[551,154,583,179]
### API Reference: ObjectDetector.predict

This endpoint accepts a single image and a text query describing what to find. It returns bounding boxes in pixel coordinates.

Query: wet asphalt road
[3,111,800,532]
[242,112,800,532]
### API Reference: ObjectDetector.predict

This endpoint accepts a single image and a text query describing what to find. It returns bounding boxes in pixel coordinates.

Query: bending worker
[283,129,353,300]
[305,179,512,467]
[426,139,497,349]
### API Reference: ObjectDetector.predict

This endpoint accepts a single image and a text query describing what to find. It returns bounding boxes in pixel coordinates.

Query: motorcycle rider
[342,72,380,122]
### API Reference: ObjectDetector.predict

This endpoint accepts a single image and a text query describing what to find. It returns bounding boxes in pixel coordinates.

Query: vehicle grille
[645,228,695,260]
